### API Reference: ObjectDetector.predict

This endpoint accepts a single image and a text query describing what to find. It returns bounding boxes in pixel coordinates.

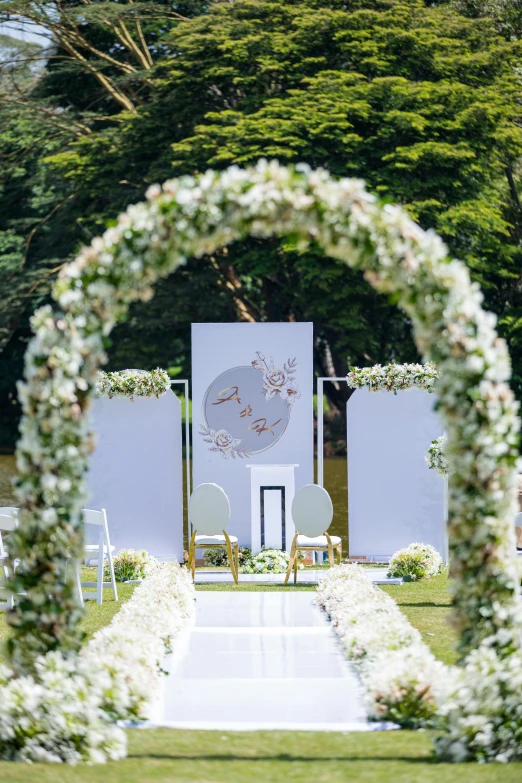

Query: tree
[49,0,522,390]
[0,1,208,112]
[0,1,207,446]
[2,0,522,446]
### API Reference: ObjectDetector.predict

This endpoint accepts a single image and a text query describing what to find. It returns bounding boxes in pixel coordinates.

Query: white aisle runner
[147,592,373,731]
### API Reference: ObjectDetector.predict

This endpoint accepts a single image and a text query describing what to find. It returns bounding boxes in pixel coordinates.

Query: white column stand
[247,465,298,554]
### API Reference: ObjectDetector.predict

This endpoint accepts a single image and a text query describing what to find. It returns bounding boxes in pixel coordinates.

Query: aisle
[147,592,373,731]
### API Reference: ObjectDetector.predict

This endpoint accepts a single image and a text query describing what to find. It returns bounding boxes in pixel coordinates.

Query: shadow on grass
[128,754,435,764]
[392,601,451,608]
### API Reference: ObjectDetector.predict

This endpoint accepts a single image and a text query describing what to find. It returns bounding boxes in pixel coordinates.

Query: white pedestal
[247,465,298,554]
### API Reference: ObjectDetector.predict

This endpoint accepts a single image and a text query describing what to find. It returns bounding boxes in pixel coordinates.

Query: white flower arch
[8,161,521,678]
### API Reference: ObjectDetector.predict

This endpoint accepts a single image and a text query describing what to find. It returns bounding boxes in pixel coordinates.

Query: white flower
[388,543,444,580]
[425,435,449,476]
[0,563,195,764]
[317,564,448,726]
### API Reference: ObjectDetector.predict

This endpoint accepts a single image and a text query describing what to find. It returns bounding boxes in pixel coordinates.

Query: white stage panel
[192,322,313,549]
[86,391,183,561]
[347,388,445,559]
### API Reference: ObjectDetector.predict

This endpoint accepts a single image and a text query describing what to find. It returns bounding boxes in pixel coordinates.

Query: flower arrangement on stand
[346,363,439,394]
[104,549,157,582]
[387,543,444,581]
[205,547,251,568]
[317,564,447,727]
[241,549,301,575]
[96,368,170,400]
[0,563,195,763]
[425,436,449,477]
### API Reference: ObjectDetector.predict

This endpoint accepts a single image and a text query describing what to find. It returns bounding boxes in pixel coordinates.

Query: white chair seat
[297,534,341,547]
[195,534,238,545]
[84,544,115,553]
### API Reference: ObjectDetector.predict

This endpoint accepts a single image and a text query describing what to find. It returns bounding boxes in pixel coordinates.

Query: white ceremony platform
[146,591,397,732]
[194,567,402,586]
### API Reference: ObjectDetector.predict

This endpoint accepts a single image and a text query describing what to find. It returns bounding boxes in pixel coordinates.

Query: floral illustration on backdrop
[252,352,300,406]
[199,425,252,460]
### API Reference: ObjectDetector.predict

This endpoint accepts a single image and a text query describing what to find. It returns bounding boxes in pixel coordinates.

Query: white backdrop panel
[87,391,183,561]
[347,388,445,559]
[192,322,313,549]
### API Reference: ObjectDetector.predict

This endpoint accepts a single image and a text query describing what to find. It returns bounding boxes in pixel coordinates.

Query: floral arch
[8,161,521,682]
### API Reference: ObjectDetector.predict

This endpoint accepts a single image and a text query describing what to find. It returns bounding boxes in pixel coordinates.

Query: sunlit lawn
[379,571,458,664]
[0,568,136,655]
[0,729,521,783]
[0,568,502,782]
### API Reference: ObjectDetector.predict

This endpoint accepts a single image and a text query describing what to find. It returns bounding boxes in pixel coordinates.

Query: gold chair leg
[234,542,239,577]
[293,546,299,584]
[284,532,298,586]
[326,532,334,567]
[187,530,196,567]
[223,531,238,585]
[337,544,342,565]
[187,530,197,580]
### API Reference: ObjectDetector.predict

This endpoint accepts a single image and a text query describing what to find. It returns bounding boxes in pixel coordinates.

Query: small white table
[246,464,298,554]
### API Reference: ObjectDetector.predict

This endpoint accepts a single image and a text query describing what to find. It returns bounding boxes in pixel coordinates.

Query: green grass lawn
[380,572,458,665]
[0,569,136,655]
[0,729,520,783]
[1,569,507,781]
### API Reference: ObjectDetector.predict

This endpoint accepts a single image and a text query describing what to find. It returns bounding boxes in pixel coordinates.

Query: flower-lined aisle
[0,563,195,764]
[318,565,522,762]
[317,565,446,727]
[8,160,522,760]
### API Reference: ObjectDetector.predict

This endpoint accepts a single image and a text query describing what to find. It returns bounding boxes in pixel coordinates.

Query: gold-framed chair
[187,483,238,584]
[284,484,341,585]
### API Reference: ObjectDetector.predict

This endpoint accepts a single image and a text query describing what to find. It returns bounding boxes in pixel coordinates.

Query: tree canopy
[1,0,522,446]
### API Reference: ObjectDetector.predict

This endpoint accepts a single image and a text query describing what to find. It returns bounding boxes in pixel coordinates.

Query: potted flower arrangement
[387,543,443,581]
[240,548,303,575]
[104,548,157,583]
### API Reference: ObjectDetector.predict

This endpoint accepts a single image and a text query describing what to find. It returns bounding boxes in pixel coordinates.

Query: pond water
[0,455,349,554]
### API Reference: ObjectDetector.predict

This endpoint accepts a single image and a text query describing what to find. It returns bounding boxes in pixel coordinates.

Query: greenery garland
[96,369,170,400]
[425,436,449,477]
[7,161,522,759]
[346,362,439,393]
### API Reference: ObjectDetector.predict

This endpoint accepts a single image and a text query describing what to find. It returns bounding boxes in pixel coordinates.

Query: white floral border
[317,564,447,727]
[0,563,195,763]
[96,368,170,399]
[346,362,439,394]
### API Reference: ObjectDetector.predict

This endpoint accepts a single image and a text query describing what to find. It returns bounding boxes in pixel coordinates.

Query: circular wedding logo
[200,352,300,459]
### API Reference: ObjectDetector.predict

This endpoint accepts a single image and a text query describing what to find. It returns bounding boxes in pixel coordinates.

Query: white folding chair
[0,510,18,611]
[187,483,238,584]
[78,508,118,604]
[515,511,522,555]
[0,507,20,519]
[284,484,341,585]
